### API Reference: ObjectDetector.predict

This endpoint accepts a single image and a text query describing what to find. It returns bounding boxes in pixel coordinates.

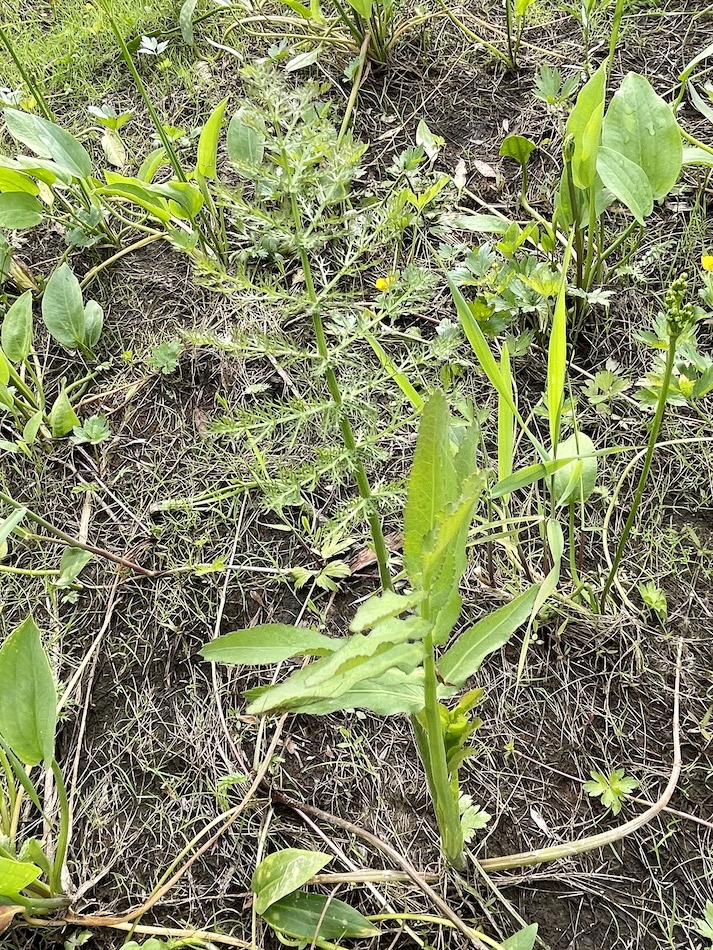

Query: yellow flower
[375,273,398,293]
[701,254,713,271]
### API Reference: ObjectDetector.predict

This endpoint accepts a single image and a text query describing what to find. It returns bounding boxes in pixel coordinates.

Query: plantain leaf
[197,98,228,179]
[439,585,540,686]
[503,924,539,950]
[49,388,79,437]
[252,849,331,915]
[565,62,606,190]
[179,0,200,44]
[3,109,93,180]
[552,432,597,506]
[0,617,57,767]
[0,192,43,229]
[261,891,380,941]
[0,856,41,896]
[1,291,33,362]
[42,263,85,349]
[596,146,653,224]
[227,108,266,167]
[201,624,340,665]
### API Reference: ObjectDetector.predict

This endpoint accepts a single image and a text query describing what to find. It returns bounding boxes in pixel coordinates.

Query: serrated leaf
[201,624,340,665]
[261,891,380,941]
[252,849,331,914]
[2,291,33,362]
[439,584,540,686]
[288,668,432,715]
[0,616,57,767]
[350,589,423,632]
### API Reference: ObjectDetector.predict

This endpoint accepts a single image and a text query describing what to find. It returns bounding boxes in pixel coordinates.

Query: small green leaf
[0,616,57,767]
[1,291,33,362]
[252,849,331,914]
[416,119,444,161]
[345,0,373,18]
[439,585,540,686]
[57,547,93,587]
[285,49,320,72]
[22,410,43,446]
[552,432,597,506]
[261,891,380,941]
[101,129,126,168]
[502,924,538,950]
[197,98,228,179]
[565,62,607,190]
[350,590,423,633]
[0,507,27,548]
[201,625,340,665]
[83,300,103,349]
[499,134,536,169]
[49,388,79,437]
[0,192,43,229]
[42,264,85,349]
[0,855,41,895]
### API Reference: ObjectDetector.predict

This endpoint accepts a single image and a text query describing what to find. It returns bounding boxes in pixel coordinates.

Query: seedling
[584,768,639,816]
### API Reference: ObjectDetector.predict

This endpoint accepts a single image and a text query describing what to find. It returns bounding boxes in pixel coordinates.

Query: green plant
[203,391,541,868]
[583,767,639,815]
[533,66,580,108]
[0,617,70,918]
[70,414,110,446]
[695,900,713,949]
[638,580,667,623]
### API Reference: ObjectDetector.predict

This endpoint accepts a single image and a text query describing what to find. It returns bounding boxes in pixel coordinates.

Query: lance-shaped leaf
[284,668,444,716]
[201,624,340,665]
[503,924,539,950]
[565,62,606,190]
[403,391,457,582]
[261,891,380,941]
[0,617,57,767]
[3,109,92,180]
[2,291,33,362]
[439,585,540,686]
[253,849,331,915]
[197,98,228,179]
[350,589,423,633]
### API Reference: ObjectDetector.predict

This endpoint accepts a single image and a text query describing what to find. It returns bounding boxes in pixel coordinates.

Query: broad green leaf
[279,0,313,17]
[179,0,200,44]
[197,98,228,179]
[57,547,93,587]
[261,891,380,941]
[227,108,266,166]
[42,263,85,349]
[350,589,423,632]
[201,624,340,665]
[547,236,573,450]
[0,856,41,895]
[3,109,93,180]
[0,617,57,766]
[403,390,457,582]
[502,924,538,950]
[0,507,27,547]
[552,432,597,506]
[0,168,39,195]
[499,134,536,169]
[252,849,331,915]
[100,174,171,222]
[497,344,514,491]
[439,584,540,686]
[596,146,653,224]
[49,388,79,437]
[565,61,607,189]
[2,291,33,362]
[137,147,167,183]
[151,180,204,219]
[0,192,43,229]
[601,73,682,200]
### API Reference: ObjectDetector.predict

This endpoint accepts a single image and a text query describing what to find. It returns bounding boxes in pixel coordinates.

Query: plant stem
[49,760,69,896]
[600,331,678,610]
[287,193,393,590]
[337,32,371,145]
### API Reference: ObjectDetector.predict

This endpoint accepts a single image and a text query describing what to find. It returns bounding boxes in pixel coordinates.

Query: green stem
[287,193,392,590]
[0,24,54,120]
[600,332,678,610]
[337,32,371,145]
[49,760,69,896]
[416,632,464,869]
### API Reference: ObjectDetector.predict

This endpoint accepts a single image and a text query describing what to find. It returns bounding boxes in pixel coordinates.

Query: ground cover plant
[0,0,712,949]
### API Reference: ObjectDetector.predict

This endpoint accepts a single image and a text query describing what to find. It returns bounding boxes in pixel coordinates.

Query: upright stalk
[288,192,393,591]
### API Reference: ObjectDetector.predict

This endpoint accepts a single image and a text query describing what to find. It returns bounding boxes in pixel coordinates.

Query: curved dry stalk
[272,791,490,950]
[479,640,683,872]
